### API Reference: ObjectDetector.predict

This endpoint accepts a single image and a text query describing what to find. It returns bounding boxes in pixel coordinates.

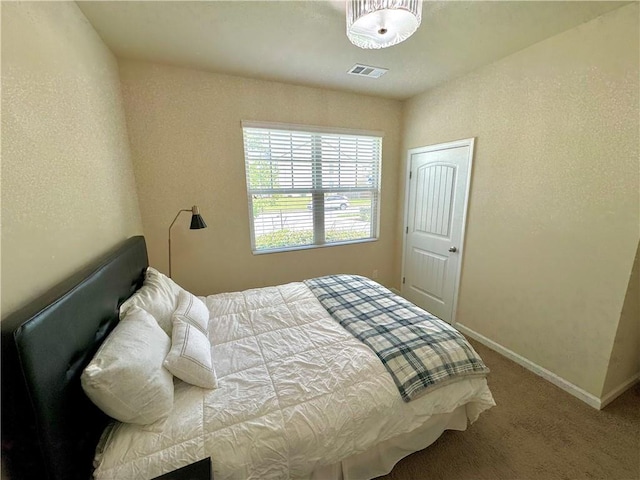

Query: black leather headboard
[1,236,148,480]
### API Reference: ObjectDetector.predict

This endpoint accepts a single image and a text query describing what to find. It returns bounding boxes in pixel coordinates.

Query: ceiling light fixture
[346,0,423,49]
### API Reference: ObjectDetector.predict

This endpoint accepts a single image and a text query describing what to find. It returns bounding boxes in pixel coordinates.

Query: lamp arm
[168,209,191,278]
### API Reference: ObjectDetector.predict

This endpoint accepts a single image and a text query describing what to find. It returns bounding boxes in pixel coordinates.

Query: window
[242,122,382,253]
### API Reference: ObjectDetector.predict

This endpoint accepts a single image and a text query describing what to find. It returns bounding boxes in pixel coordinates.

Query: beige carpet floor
[378,339,640,480]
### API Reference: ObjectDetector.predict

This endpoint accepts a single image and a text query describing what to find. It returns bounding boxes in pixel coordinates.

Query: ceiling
[77,1,628,100]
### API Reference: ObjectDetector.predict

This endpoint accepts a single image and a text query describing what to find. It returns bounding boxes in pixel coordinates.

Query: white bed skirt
[312,405,468,480]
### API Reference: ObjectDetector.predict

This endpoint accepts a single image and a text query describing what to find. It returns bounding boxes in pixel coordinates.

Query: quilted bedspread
[92,281,494,480]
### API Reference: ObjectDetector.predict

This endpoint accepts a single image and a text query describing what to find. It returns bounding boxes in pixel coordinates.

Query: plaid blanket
[304,274,489,402]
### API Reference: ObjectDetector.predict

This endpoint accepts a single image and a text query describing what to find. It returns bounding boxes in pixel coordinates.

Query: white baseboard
[599,373,640,409]
[389,288,401,296]
[455,323,602,410]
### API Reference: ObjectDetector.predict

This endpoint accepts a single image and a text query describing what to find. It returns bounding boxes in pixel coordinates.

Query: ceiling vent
[347,64,388,79]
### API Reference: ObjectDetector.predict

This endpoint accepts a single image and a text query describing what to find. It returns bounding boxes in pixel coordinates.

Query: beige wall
[1,2,142,318]
[400,4,639,397]
[118,60,402,296]
[602,242,640,398]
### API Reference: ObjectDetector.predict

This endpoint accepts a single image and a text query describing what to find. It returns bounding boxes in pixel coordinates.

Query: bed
[1,236,495,480]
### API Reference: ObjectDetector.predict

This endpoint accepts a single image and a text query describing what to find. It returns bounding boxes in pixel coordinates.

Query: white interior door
[401,138,474,324]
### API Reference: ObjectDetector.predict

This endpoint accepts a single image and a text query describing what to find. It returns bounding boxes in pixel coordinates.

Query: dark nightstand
[152,457,212,480]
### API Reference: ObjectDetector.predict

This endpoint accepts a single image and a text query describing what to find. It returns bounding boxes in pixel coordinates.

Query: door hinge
[409,171,412,179]
[405,226,408,234]
[402,277,405,284]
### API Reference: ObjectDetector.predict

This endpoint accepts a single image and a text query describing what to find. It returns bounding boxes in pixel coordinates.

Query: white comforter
[93,282,495,479]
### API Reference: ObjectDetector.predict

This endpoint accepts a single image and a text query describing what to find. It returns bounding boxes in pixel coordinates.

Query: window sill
[251,237,378,255]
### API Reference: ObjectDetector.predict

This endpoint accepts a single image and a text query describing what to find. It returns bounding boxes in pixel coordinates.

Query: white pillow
[81,307,174,425]
[173,290,209,334]
[120,266,185,335]
[164,319,217,389]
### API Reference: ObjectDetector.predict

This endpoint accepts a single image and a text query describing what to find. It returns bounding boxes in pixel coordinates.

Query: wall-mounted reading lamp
[168,205,207,278]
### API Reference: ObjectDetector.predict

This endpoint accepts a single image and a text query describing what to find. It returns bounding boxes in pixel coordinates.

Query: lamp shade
[189,205,207,229]
[347,0,422,49]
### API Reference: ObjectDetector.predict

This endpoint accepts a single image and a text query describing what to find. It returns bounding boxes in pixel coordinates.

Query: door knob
[448,246,457,253]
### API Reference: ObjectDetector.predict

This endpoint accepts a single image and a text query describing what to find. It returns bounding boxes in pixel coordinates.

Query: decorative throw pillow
[119,266,185,335]
[164,319,217,389]
[81,307,174,425]
[173,289,209,334]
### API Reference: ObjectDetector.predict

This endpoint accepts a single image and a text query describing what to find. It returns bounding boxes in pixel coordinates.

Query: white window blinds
[242,123,382,253]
